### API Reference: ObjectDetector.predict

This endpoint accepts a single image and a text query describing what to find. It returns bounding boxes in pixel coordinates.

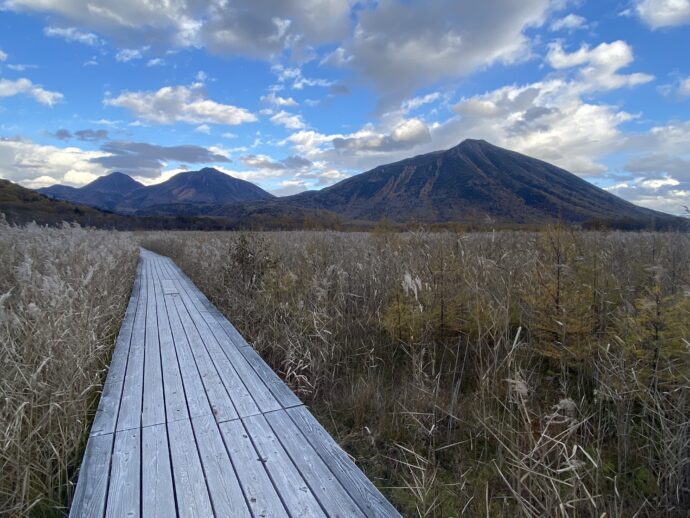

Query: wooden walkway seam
[70,249,400,518]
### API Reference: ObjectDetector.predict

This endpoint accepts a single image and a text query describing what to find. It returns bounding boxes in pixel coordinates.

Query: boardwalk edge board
[70,248,400,518]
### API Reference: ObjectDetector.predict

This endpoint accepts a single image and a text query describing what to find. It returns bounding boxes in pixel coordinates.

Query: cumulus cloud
[0,78,63,106]
[550,13,588,31]
[261,91,297,107]
[634,0,690,29]
[115,47,147,62]
[546,40,654,91]
[202,0,350,59]
[326,0,552,101]
[333,118,431,153]
[92,141,230,177]
[626,154,690,181]
[270,110,306,129]
[0,49,7,61]
[0,136,233,185]
[241,154,312,170]
[0,137,106,186]
[679,77,690,97]
[283,39,653,176]
[43,26,100,45]
[4,0,350,58]
[104,84,256,125]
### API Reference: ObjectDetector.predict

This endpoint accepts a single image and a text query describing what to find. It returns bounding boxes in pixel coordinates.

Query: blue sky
[0,0,689,214]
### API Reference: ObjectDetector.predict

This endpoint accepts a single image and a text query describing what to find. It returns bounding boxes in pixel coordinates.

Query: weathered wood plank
[74,249,400,518]
[265,410,365,518]
[90,262,141,437]
[106,429,141,518]
[191,415,252,517]
[243,414,326,518]
[161,279,178,295]
[218,419,288,517]
[171,295,238,422]
[161,269,279,415]
[287,406,401,518]
[142,259,166,427]
[238,346,303,409]
[150,258,189,423]
[161,259,250,348]
[167,418,215,518]
[142,424,176,518]
[116,260,148,432]
[161,260,300,412]
[166,276,262,419]
[163,290,212,420]
[69,433,113,518]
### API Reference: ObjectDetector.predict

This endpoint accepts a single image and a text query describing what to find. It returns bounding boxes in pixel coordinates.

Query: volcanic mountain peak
[83,172,143,193]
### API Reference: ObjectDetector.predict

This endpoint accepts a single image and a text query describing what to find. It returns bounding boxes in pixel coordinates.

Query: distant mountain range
[39,167,273,215]
[24,139,687,229]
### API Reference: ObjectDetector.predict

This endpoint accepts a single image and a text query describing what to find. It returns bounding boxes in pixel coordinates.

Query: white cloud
[43,26,100,45]
[115,47,147,62]
[6,64,37,71]
[5,0,351,59]
[104,84,256,125]
[146,58,165,67]
[270,110,306,129]
[194,123,211,134]
[284,117,432,174]
[546,40,654,91]
[635,0,690,29]
[261,91,298,107]
[328,0,552,101]
[0,78,63,106]
[0,137,106,186]
[401,92,441,113]
[550,13,587,31]
[678,77,690,97]
[270,64,333,91]
[0,49,7,61]
[283,39,654,176]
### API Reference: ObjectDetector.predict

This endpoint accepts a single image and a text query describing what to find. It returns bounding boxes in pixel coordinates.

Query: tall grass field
[1,221,689,516]
[0,218,137,515]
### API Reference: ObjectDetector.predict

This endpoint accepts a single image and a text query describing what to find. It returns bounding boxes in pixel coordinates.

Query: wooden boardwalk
[70,249,400,517]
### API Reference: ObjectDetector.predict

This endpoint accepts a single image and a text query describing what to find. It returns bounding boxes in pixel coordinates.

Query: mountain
[39,172,143,211]
[117,167,273,215]
[39,168,274,215]
[1,178,137,227]
[271,139,677,226]
[0,179,275,230]
[31,141,684,229]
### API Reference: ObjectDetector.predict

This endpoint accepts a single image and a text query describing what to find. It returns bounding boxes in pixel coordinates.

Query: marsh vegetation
[2,222,689,517]
[0,219,137,515]
[142,229,690,517]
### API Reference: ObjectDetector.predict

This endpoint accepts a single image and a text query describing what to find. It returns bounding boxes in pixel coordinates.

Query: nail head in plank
[265,410,365,518]
[243,414,326,518]
[171,295,238,422]
[218,419,288,517]
[191,415,252,518]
